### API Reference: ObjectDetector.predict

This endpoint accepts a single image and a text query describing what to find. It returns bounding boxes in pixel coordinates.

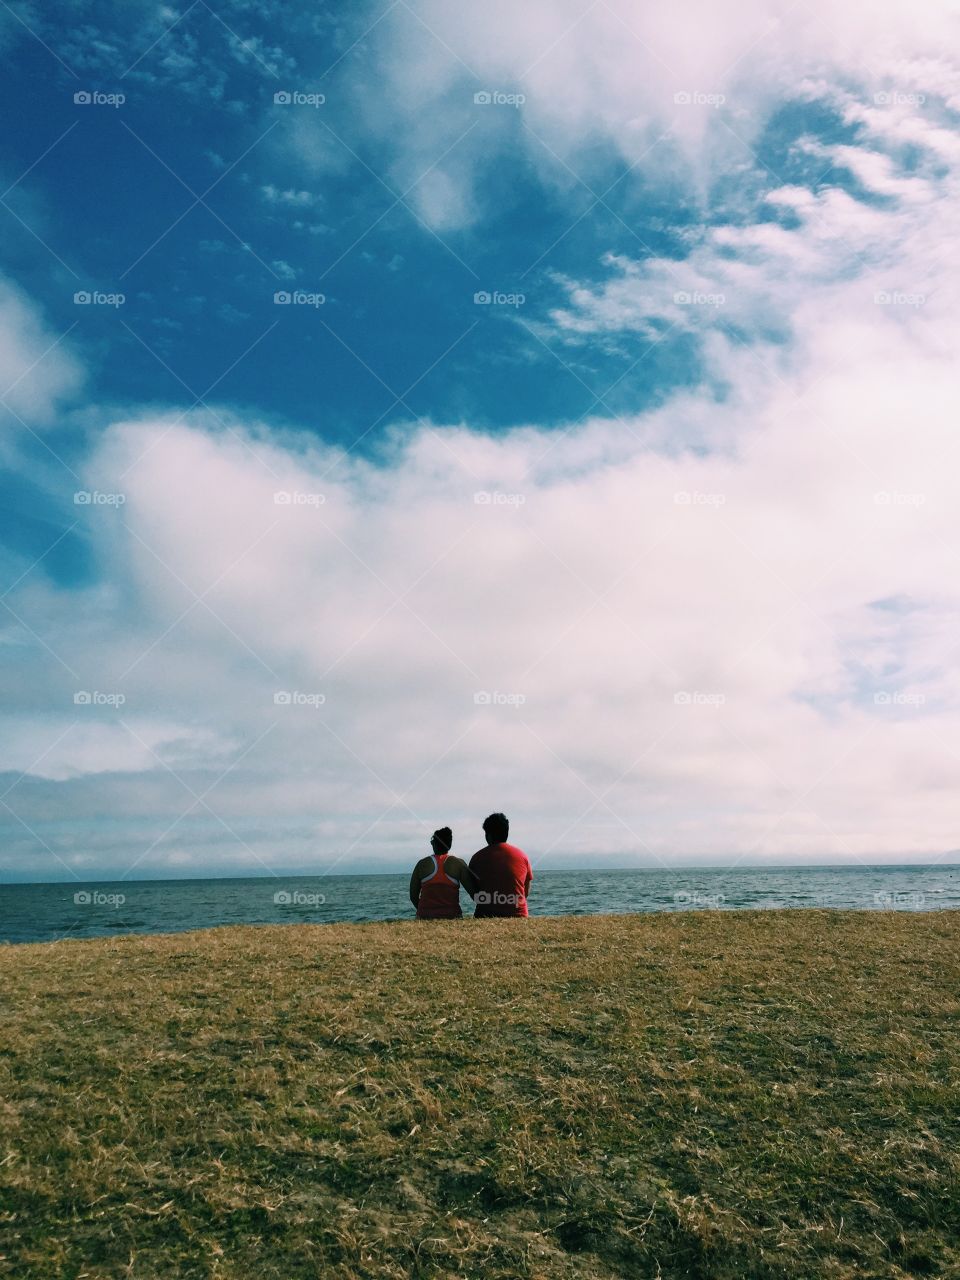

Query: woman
[409,827,477,919]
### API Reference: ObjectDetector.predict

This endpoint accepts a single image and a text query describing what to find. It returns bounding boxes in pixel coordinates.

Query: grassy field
[2,911,960,1279]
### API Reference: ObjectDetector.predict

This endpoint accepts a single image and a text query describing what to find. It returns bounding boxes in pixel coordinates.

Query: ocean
[2,864,959,945]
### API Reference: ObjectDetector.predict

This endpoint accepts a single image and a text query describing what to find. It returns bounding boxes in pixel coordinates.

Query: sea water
[2,864,959,944]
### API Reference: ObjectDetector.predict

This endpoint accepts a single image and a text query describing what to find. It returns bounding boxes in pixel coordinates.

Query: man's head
[482,812,509,845]
[431,827,452,854]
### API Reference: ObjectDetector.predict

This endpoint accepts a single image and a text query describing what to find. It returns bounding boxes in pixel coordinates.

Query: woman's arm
[410,857,429,909]
[449,855,479,899]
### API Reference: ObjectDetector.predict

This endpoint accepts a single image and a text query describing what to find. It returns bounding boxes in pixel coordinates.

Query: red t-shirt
[469,842,532,917]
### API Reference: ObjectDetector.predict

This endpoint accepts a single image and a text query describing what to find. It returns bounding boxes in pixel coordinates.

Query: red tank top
[417,853,462,919]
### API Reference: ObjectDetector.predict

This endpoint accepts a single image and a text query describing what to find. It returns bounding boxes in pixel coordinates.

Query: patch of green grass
[2,911,960,1278]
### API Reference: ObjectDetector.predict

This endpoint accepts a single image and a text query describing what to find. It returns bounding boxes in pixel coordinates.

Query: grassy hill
[2,910,959,1278]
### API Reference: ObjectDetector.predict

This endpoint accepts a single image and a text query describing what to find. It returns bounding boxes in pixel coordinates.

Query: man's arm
[525,860,533,897]
[467,851,486,902]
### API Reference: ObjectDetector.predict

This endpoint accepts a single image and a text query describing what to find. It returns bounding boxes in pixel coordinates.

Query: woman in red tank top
[409,828,477,919]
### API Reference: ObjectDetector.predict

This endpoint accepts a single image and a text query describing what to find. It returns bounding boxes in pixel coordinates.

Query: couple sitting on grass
[409,812,533,919]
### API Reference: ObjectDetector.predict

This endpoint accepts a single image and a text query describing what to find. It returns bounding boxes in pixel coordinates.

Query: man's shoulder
[473,842,529,868]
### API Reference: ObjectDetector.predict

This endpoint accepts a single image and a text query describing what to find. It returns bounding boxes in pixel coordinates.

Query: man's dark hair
[432,827,452,852]
[483,812,509,844]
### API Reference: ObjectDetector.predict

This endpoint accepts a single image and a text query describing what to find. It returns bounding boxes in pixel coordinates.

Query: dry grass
[2,911,960,1278]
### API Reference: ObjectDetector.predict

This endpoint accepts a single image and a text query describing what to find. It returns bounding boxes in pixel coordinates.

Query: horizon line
[5,859,960,887]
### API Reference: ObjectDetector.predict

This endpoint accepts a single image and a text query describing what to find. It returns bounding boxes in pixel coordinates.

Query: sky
[3,0,960,882]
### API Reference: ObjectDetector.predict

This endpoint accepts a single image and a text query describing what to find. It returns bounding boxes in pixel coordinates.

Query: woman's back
[416,852,462,919]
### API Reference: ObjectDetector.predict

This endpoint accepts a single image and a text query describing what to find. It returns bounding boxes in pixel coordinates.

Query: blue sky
[1,1,856,580]
[2,0,960,882]
[3,4,703,442]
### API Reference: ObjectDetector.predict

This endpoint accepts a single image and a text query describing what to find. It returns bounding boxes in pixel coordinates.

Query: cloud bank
[2,1,960,878]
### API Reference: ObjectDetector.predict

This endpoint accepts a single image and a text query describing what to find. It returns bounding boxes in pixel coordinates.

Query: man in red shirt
[469,813,533,918]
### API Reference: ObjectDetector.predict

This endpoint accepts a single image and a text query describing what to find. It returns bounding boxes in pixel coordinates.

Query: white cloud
[4,277,960,877]
[328,0,960,228]
[547,98,956,377]
[0,274,83,428]
[5,3,960,879]
[261,185,319,208]
[0,718,231,783]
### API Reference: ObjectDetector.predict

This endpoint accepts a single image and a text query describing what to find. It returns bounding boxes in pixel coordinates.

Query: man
[409,826,477,919]
[469,813,533,918]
